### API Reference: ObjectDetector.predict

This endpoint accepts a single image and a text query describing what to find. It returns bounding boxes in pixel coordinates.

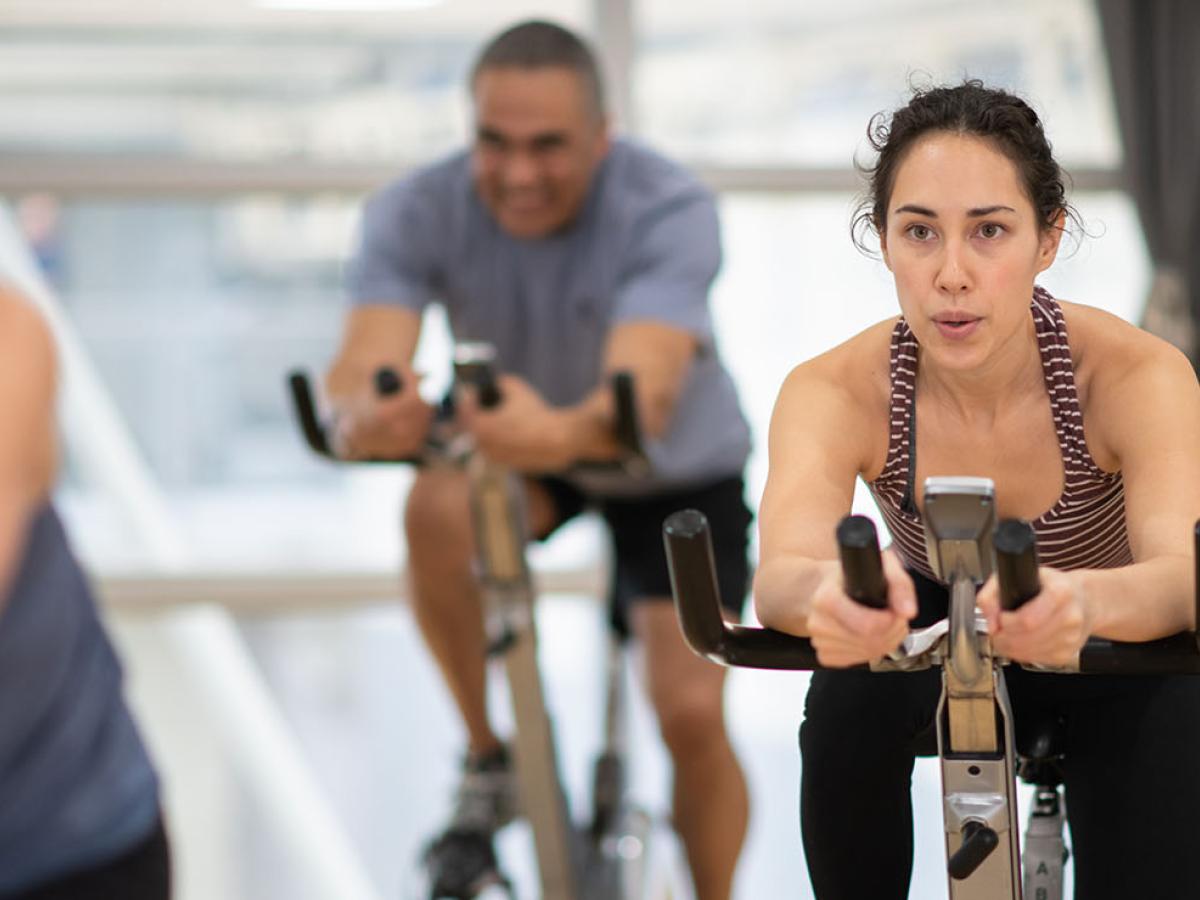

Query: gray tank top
[0,504,159,894]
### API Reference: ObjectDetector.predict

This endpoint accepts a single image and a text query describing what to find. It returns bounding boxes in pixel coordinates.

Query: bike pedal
[422,829,511,900]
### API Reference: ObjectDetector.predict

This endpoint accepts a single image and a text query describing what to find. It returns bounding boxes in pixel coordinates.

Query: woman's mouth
[932,312,981,340]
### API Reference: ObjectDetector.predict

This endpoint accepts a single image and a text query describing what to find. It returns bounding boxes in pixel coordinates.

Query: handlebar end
[994,518,1040,611]
[374,367,402,396]
[836,515,888,609]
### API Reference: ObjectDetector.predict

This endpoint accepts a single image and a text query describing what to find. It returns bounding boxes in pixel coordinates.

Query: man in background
[326,20,752,900]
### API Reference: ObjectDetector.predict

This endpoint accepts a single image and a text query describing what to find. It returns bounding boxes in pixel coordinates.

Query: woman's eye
[908,224,933,241]
[978,222,1004,239]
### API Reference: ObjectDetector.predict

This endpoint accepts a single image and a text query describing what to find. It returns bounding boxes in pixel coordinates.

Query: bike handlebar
[836,515,888,610]
[287,357,647,471]
[994,519,1040,611]
[662,509,1200,675]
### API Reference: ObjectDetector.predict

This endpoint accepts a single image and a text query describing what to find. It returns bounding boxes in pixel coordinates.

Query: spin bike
[289,343,666,900]
[663,476,1200,900]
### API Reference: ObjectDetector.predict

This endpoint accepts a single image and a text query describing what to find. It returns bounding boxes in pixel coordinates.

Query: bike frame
[288,346,655,900]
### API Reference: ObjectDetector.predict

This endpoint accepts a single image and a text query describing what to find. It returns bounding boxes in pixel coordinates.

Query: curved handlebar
[286,368,422,464]
[663,509,1200,674]
[663,509,825,669]
[287,355,648,471]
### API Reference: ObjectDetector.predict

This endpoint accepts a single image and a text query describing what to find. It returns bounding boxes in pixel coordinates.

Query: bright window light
[255,0,442,10]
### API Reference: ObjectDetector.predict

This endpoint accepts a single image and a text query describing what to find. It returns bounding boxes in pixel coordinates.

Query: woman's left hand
[977,567,1094,667]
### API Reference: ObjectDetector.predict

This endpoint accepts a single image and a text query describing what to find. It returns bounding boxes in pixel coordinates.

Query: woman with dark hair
[754,81,1200,899]
[0,282,169,900]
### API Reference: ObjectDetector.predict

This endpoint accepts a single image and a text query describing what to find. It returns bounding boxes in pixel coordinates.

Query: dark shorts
[537,475,753,635]
[6,816,170,900]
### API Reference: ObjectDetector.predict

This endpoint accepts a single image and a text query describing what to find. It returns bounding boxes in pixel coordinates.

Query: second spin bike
[289,343,675,900]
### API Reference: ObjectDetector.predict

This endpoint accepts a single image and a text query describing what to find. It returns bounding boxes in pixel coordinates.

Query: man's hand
[807,550,918,667]
[458,374,576,472]
[977,567,1093,667]
[333,362,434,460]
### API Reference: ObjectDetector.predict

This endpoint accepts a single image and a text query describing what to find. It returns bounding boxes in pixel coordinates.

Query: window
[636,0,1119,168]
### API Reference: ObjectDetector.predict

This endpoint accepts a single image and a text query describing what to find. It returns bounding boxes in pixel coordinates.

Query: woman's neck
[916,313,1044,423]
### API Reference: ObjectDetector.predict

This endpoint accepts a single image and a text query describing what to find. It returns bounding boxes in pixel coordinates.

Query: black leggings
[5,818,170,900]
[798,571,1200,900]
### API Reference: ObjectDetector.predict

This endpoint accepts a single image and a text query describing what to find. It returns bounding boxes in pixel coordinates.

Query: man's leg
[631,601,748,900]
[404,466,560,757]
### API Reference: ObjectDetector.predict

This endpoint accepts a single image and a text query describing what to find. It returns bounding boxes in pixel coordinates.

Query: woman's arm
[0,288,58,605]
[754,338,917,663]
[980,324,1200,661]
[1078,337,1200,639]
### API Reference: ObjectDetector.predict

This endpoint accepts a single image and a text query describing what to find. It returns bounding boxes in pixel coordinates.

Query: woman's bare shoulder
[1061,299,1197,457]
[1061,299,1188,386]
[773,317,897,475]
[785,317,897,400]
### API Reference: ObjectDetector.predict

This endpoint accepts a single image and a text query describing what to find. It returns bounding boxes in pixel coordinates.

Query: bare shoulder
[0,286,55,371]
[0,285,57,497]
[1061,300,1199,458]
[1063,299,1192,391]
[773,317,896,475]
[783,318,894,397]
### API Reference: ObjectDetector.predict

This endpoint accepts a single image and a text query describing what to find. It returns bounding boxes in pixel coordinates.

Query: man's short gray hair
[471,20,606,118]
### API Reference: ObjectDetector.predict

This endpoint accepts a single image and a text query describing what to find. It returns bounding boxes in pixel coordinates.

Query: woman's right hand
[806,549,918,667]
[332,363,434,460]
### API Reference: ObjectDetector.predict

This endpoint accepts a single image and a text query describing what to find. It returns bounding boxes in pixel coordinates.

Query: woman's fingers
[990,569,1090,665]
[881,549,918,620]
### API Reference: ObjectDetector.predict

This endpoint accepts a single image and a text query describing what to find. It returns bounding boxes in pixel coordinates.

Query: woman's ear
[1036,209,1066,273]
[878,217,893,271]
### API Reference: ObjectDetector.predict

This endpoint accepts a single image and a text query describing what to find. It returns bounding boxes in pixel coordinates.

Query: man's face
[470,65,610,239]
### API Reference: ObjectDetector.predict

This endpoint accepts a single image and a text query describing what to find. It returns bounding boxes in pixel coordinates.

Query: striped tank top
[867,287,1133,582]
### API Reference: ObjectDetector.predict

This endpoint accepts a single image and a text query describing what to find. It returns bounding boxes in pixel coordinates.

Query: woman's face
[879,131,1063,371]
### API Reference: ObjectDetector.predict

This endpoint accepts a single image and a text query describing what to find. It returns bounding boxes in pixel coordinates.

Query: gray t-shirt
[347,138,750,496]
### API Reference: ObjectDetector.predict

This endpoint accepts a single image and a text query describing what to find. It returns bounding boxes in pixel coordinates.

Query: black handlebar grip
[947,821,1000,880]
[610,371,645,459]
[374,367,402,397]
[836,515,887,609]
[473,366,502,410]
[994,518,1040,611]
[287,370,333,457]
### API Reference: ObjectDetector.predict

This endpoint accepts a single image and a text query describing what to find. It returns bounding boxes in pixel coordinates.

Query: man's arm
[324,175,443,459]
[554,319,698,461]
[459,319,698,472]
[322,304,433,460]
[0,288,57,606]
[325,304,423,400]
